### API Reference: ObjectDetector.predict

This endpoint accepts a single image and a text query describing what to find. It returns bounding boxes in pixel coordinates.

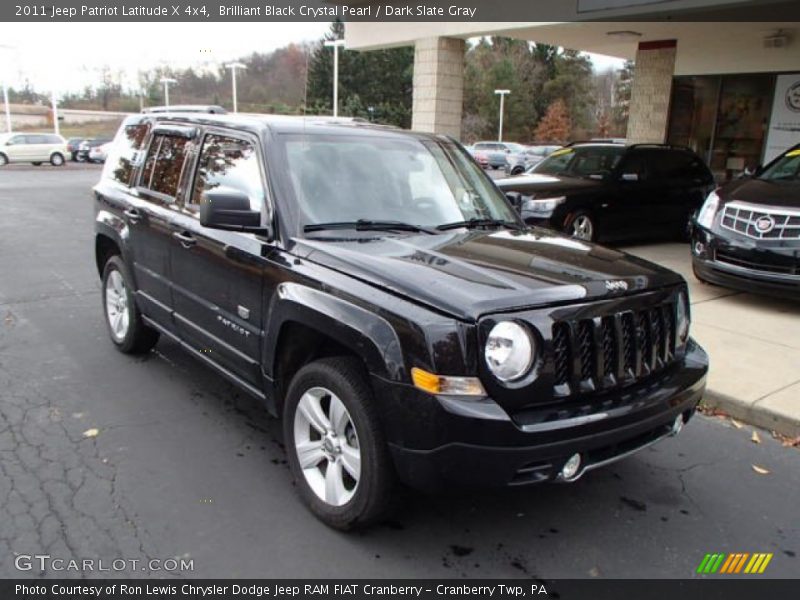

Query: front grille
[715,249,799,276]
[720,202,800,241]
[552,300,676,397]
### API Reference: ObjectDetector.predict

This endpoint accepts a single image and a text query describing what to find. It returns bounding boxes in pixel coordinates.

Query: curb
[701,388,800,439]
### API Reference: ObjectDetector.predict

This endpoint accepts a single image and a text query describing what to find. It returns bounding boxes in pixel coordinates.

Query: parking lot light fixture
[160,77,177,107]
[494,89,510,142]
[51,89,60,136]
[2,82,10,133]
[225,62,247,113]
[0,44,14,133]
[323,39,346,117]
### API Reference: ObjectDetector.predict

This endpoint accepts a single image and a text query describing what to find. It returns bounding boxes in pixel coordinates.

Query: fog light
[694,241,705,255]
[561,453,582,480]
[672,415,685,436]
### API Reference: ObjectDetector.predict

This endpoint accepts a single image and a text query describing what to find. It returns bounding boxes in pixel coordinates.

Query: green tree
[306,21,414,128]
[613,60,635,135]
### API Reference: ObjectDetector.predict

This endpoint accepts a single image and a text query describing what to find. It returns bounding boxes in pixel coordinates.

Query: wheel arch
[264,283,405,416]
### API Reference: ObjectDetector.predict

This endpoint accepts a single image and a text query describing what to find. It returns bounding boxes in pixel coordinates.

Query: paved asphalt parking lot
[0,164,798,579]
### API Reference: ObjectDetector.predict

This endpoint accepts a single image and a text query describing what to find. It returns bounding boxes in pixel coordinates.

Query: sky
[0,22,625,96]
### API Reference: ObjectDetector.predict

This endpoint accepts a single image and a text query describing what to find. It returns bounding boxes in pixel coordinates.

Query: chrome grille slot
[551,299,677,398]
[720,201,800,241]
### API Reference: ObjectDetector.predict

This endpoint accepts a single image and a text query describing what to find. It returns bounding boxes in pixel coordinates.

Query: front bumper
[691,225,800,300]
[372,340,708,490]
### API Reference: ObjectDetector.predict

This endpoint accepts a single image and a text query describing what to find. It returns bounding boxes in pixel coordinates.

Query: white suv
[0,133,68,167]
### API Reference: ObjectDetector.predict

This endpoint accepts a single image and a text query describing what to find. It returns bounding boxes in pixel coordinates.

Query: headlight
[696,190,720,228]
[485,321,535,382]
[676,292,690,344]
[521,196,566,213]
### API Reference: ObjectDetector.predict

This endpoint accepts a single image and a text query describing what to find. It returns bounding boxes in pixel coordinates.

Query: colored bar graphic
[699,552,773,574]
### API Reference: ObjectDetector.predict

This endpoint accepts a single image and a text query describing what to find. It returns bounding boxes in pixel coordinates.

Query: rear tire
[50,153,65,167]
[32,162,42,166]
[283,357,396,530]
[0,153,7,167]
[101,256,159,354]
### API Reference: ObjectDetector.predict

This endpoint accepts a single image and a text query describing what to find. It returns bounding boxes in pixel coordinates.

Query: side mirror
[200,188,267,234]
[620,173,639,182]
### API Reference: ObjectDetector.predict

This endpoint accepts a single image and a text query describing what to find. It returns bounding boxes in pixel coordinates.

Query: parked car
[66,137,85,162]
[93,112,707,529]
[88,141,112,164]
[505,144,562,175]
[472,141,525,169]
[691,144,800,299]
[77,138,112,162]
[496,142,715,242]
[0,132,67,167]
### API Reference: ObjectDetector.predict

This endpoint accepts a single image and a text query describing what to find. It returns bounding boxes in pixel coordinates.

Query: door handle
[172,231,197,248]
[123,208,141,222]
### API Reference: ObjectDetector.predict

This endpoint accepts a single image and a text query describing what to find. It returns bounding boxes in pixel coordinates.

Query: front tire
[567,211,597,242]
[32,162,42,166]
[50,153,65,166]
[0,153,8,167]
[101,256,159,354]
[283,357,395,530]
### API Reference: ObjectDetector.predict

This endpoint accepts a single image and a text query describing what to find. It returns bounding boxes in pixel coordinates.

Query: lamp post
[225,62,247,113]
[51,89,60,136]
[494,89,510,142]
[160,77,177,107]
[0,44,15,133]
[323,39,345,117]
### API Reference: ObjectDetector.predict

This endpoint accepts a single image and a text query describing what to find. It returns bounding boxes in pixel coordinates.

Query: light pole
[225,62,246,113]
[494,89,510,142]
[0,44,15,133]
[160,77,177,107]
[323,39,345,117]
[51,89,60,136]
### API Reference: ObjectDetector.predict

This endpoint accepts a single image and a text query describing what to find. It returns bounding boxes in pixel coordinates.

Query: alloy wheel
[293,386,361,507]
[104,270,130,342]
[571,215,594,241]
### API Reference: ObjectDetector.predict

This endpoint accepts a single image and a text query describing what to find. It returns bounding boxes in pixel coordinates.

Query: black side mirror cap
[200,188,271,237]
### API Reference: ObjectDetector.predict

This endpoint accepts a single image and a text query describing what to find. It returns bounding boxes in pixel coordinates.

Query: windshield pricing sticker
[549,148,574,157]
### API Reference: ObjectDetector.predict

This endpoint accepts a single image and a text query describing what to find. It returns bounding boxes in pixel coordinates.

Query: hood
[292,229,683,321]
[719,178,800,210]
[495,173,603,196]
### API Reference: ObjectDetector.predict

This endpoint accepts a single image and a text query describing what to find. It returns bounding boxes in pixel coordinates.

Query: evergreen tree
[305,20,414,128]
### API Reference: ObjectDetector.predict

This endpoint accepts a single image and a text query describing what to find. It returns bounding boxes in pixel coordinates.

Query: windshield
[530,145,624,178]
[759,149,800,181]
[280,134,519,231]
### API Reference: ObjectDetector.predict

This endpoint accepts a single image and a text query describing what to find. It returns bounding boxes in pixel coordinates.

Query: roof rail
[142,105,228,115]
[627,142,694,152]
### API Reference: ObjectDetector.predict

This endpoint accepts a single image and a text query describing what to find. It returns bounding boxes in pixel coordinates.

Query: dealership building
[346,0,800,180]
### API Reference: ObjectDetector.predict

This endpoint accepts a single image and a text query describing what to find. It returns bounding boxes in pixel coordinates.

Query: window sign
[765,74,800,163]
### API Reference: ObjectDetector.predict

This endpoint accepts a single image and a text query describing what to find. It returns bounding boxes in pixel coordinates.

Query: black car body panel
[93,113,708,490]
[497,144,714,242]
[691,151,800,299]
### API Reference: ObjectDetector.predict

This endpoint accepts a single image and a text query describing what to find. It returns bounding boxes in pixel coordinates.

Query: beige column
[626,40,677,144]
[412,37,465,140]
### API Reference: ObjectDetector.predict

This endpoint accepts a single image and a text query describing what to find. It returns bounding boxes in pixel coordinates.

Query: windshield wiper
[303,219,437,234]
[436,218,524,231]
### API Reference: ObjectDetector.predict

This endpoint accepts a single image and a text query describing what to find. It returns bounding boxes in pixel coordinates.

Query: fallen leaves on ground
[730,419,743,429]
[752,465,770,475]
[82,428,100,439]
[751,431,761,444]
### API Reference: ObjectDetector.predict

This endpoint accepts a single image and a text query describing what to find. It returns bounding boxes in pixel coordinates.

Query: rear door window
[140,133,190,199]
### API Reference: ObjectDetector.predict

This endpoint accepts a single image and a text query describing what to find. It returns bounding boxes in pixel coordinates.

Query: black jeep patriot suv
[94,112,709,529]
